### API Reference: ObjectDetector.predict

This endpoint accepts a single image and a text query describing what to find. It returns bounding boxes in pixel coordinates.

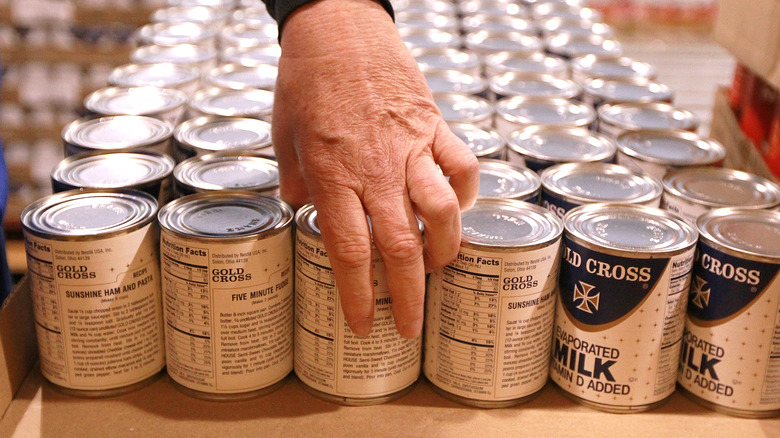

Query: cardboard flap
[0,277,38,420]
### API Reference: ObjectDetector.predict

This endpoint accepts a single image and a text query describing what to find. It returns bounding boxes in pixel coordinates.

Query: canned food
[173,116,273,162]
[582,77,675,109]
[616,129,727,180]
[158,192,294,400]
[570,54,656,84]
[220,44,281,66]
[551,203,698,412]
[489,72,581,101]
[394,10,459,32]
[484,51,567,79]
[294,204,422,405]
[187,87,274,121]
[168,0,237,8]
[478,159,541,203]
[464,30,543,56]
[108,62,201,94]
[62,115,174,157]
[412,48,481,77]
[506,125,615,172]
[461,14,537,34]
[399,27,462,50]
[449,122,506,160]
[393,0,457,16]
[495,96,596,138]
[532,3,602,22]
[661,167,780,225]
[84,86,188,126]
[435,93,494,129]
[173,151,279,197]
[219,22,278,48]
[135,22,217,49]
[597,102,699,140]
[424,199,563,407]
[230,5,276,26]
[459,0,530,18]
[538,17,613,39]
[131,43,218,73]
[677,208,780,417]
[22,189,165,396]
[51,151,175,205]
[544,33,622,60]
[540,162,663,219]
[424,69,488,97]
[150,5,229,27]
[204,62,277,91]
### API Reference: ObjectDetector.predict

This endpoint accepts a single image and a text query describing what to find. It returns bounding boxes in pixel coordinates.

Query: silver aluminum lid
[539,17,613,38]
[150,5,229,26]
[424,69,488,95]
[135,22,217,46]
[167,0,237,8]
[230,6,276,26]
[204,62,277,90]
[616,129,726,166]
[131,43,218,65]
[541,162,663,205]
[62,115,174,150]
[460,198,563,248]
[598,102,699,131]
[571,54,656,81]
[108,63,200,88]
[532,3,602,21]
[393,0,457,16]
[496,96,596,127]
[449,123,505,158]
[489,72,581,99]
[484,51,568,77]
[464,30,543,55]
[434,93,494,124]
[697,208,780,260]
[52,151,175,188]
[174,152,278,192]
[663,167,780,209]
[584,77,675,104]
[565,203,697,254]
[84,86,187,117]
[294,203,322,237]
[219,23,278,47]
[22,189,157,240]
[175,116,272,152]
[411,48,481,74]
[395,10,459,32]
[189,87,274,118]
[508,125,615,163]
[220,44,281,66]
[544,34,622,60]
[461,14,537,34]
[158,192,292,239]
[459,0,530,18]
[399,27,462,50]
[478,159,541,200]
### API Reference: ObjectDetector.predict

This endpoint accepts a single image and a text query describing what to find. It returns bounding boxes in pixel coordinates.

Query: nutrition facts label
[294,232,421,399]
[425,244,560,402]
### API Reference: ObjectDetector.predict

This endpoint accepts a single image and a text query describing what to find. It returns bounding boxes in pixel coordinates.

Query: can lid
[461,14,537,34]
[570,54,656,81]
[221,44,281,66]
[583,77,674,104]
[174,152,278,191]
[598,102,699,131]
[62,115,173,150]
[131,43,218,64]
[489,72,581,99]
[412,47,480,73]
[539,17,613,38]
[697,208,780,259]
[205,62,277,90]
[532,3,602,21]
[565,203,697,253]
[175,116,272,152]
[136,22,217,46]
[158,192,292,238]
[52,151,175,188]
[424,69,487,95]
[167,0,236,10]
[478,159,541,199]
[434,93,493,124]
[484,51,568,76]
[219,23,278,47]
[150,5,229,25]
[294,203,321,237]
[448,123,505,158]
[544,33,622,59]
[663,167,780,209]
[108,62,200,89]
[461,198,563,247]
[459,0,530,18]
[399,27,462,50]
[394,1,457,16]
[395,10,460,32]
[189,87,274,118]
[230,6,276,26]
[464,30,543,54]
[84,86,187,117]
[22,189,157,239]
[496,96,596,127]
[508,125,614,163]
[616,129,726,166]
[542,162,662,204]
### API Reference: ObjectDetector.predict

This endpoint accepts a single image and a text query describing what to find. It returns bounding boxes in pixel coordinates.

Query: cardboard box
[0,279,779,437]
[715,0,780,90]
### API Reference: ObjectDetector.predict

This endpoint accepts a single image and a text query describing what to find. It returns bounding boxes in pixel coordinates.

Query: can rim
[478,158,541,200]
[174,151,279,192]
[663,167,780,209]
[84,86,187,116]
[598,102,699,131]
[460,198,563,249]
[51,150,175,189]
[62,115,174,150]
[189,86,274,118]
[507,125,614,163]
[174,116,273,151]
[496,96,596,126]
[696,207,780,261]
[541,162,663,205]
[616,129,726,166]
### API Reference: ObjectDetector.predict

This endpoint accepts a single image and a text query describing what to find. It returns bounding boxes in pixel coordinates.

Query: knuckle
[326,235,372,270]
[378,234,423,265]
[392,292,425,317]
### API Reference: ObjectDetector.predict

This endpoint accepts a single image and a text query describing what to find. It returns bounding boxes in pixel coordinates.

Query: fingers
[271,97,310,209]
[431,121,480,212]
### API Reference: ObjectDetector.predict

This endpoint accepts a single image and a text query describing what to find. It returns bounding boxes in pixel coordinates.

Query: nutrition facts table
[295,250,336,371]
[26,255,67,376]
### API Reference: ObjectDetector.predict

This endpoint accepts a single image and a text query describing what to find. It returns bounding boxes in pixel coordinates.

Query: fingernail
[399,318,423,339]
[351,317,373,337]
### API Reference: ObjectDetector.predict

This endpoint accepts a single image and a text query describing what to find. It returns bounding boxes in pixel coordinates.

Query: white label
[24,225,164,391]
[293,232,421,399]
[616,151,668,181]
[160,229,293,394]
[660,193,709,226]
[424,243,561,401]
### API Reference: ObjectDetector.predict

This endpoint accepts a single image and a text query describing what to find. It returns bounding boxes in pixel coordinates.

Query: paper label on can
[677,242,780,412]
[541,191,580,221]
[24,224,164,390]
[660,193,710,226]
[424,242,561,401]
[293,232,421,398]
[550,237,694,407]
[160,229,293,394]
[616,151,667,180]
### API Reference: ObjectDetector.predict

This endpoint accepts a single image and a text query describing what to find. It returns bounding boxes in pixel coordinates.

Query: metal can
[434,93,494,129]
[230,5,276,26]
[459,0,531,18]
[412,48,482,77]
[424,199,563,407]
[544,33,622,61]
[570,54,657,84]
[495,96,596,138]
[51,151,175,206]
[597,102,700,140]
[661,167,780,225]
[150,5,229,28]
[551,203,698,412]
[187,87,274,121]
[582,77,675,109]
[395,10,459,32]
[219,22,278,48]
[679,208,780,417]
[394,0,457,16]
[461,14,537,35]
[108,62,201,94]
[489,72,581,101]
[399,27,462,50]
[220,44,281,67]
[540,162,663,219]
[204,62,277,91]
[294,204,422,405]
[21,189,165,396]
[135,22,217,49]
[478,159,541,203]
[62,115,174,157]
[483,51,568,79]
[616,129,727,180]
[173,116,273,162]
[131,43,219,74]
[84,86,188,126]
[158,192,294,400]
[532,3,602,22]
[173,151,279,197]
[449,122,506,160]
[538,17,614,39]
[424,69,488,97]
[506,125,614,172]
[464,30,543,57]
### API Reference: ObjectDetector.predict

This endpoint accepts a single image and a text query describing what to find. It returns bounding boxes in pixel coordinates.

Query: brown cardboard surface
[0,277,38,420]
[715,0,780,90]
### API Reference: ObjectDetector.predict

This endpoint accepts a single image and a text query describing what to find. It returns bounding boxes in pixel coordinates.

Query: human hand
[273,0,479,338]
